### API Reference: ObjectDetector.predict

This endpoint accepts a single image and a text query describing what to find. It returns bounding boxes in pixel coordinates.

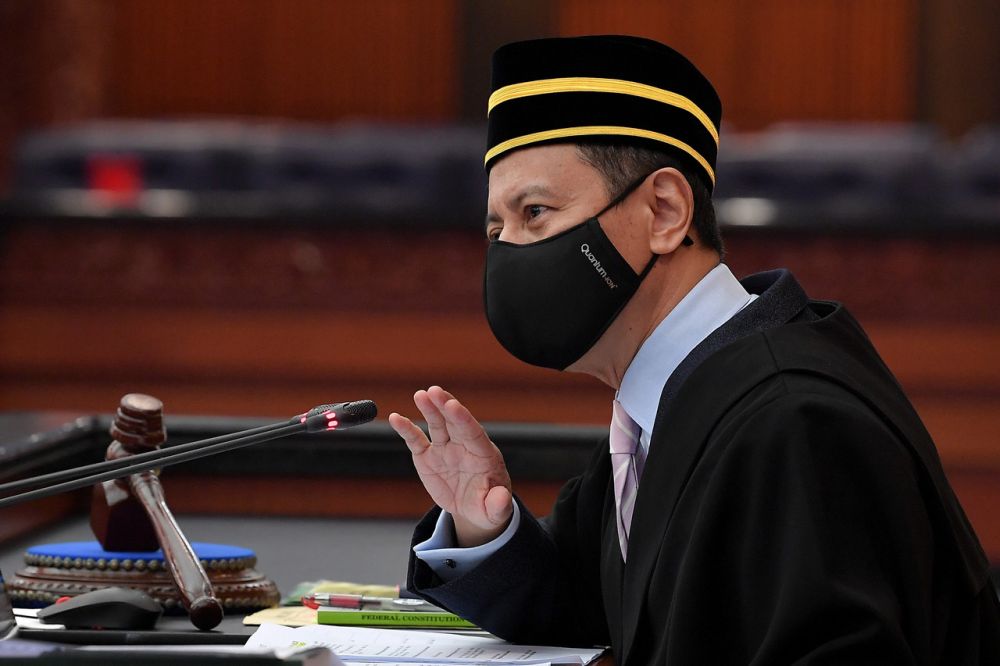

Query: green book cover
[316,607,477,629]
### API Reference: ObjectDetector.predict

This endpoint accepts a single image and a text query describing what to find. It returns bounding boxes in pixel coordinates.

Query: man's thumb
[484,485,514,526]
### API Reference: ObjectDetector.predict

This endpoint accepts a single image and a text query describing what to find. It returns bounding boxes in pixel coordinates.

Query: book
[316,607,476,629]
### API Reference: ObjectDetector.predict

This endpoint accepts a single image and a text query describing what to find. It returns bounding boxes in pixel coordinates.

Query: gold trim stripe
[488,77,719,146]
[484,126,716,185]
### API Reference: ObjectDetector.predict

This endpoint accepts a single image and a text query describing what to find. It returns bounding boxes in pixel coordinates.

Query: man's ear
[648,167,694,254]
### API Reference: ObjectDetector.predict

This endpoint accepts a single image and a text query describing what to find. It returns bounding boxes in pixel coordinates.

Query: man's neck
[566,249,721,389]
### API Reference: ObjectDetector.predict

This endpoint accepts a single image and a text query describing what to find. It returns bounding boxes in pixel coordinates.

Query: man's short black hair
[576,142,724,257]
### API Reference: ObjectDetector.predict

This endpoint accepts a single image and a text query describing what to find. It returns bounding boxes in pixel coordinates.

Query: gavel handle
[129,471,224,631]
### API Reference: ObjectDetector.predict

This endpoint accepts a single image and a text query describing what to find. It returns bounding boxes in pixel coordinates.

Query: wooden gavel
[90,394,224,630]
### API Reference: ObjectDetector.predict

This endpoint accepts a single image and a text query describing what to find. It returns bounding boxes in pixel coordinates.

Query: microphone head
[299,400,378,433]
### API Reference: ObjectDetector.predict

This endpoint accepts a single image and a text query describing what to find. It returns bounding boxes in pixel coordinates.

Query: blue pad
[25,541,257,569]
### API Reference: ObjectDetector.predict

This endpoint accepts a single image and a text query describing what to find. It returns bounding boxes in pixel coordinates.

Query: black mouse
[37,587,163,630]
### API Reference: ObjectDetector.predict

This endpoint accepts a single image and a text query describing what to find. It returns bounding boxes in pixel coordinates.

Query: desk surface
[0,513,416,622]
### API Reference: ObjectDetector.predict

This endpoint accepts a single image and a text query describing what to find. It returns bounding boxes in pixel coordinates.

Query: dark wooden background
[3,0,999,188]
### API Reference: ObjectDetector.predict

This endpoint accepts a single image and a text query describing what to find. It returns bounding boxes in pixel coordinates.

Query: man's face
[486,144,614,245]
[485,144,651,275]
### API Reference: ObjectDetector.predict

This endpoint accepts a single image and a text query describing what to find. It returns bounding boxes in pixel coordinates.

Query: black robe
[408,270,1000,665]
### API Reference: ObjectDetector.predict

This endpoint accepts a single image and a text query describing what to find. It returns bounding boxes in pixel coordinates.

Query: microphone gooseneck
[0,400,378,509]
[0,422,285,497]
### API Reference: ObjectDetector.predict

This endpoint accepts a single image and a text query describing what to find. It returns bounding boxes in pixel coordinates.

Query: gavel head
[110,393,167,455]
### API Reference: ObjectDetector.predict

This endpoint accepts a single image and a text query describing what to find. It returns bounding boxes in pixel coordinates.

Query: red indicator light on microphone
[297,401,376,433]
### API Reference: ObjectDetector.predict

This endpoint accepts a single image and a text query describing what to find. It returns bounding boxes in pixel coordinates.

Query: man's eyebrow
[485,184,556,229]
[509,184,555,211]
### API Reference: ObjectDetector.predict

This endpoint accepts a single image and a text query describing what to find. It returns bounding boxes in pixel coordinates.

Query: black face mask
[484,176,657,370]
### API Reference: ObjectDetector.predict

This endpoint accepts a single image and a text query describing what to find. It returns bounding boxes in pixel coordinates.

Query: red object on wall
[87,154,142,205]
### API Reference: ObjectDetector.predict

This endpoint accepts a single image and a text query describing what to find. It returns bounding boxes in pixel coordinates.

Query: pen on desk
[300,594,439,611]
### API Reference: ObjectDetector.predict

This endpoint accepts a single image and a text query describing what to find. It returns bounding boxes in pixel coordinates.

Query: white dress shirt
[414,264,755,581]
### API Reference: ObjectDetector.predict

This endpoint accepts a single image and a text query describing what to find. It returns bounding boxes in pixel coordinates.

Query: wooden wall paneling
[105,0,460,121]
[918,0,1000,137]
[5,225,997,326]
[842,0,919,121]
[160,476,565,521]
[554,0,918,129]
[3,302,999,397]
[721,232,1000,324]
[0,0,114,191]
[106,0,267,118]
[0,225,487,312]
[0,304,606,420]
[0,304,996,461]
[553,1,742,120]
[457,0,556,120]
[0,2,34,191]
[256,0,460,120]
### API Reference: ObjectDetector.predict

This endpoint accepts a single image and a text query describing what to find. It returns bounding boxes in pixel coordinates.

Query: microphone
[299,400,380,432]
[0,400,377,509]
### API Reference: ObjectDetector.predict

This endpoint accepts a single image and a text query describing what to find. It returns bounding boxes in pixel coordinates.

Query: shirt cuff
[412,501,521,582]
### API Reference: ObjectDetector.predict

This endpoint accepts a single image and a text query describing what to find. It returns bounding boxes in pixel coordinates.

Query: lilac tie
[610,400,643,560]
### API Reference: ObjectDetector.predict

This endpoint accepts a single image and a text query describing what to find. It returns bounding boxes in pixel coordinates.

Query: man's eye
[487,226,502,241]
[527,205,545,219]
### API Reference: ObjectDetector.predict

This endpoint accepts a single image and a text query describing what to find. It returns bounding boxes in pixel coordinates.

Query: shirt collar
[617,263,755,435]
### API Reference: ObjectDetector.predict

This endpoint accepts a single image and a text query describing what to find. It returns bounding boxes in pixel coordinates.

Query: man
[388,35,1000,664]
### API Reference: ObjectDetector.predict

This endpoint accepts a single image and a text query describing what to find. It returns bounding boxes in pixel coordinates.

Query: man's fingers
[388,412,430,454]
[416,386,498,457]
[426,385,457,405]
[413,389,449,445]
[439,396,496,456]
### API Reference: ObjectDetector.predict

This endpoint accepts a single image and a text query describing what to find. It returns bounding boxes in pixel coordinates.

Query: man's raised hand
[388,386,513,547]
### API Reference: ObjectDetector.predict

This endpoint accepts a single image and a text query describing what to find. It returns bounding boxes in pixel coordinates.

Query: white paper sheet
[246,624,604,665]
[344,663,553,666]
[77,643,339,665]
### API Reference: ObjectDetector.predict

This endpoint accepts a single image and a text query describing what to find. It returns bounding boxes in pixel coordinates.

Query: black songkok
[486,35,722,192]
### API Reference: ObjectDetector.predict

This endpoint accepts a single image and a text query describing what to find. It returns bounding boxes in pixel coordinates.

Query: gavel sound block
[9,394,279,628]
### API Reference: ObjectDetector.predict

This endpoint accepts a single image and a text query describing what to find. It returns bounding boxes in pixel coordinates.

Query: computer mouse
[37,586,162,630]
